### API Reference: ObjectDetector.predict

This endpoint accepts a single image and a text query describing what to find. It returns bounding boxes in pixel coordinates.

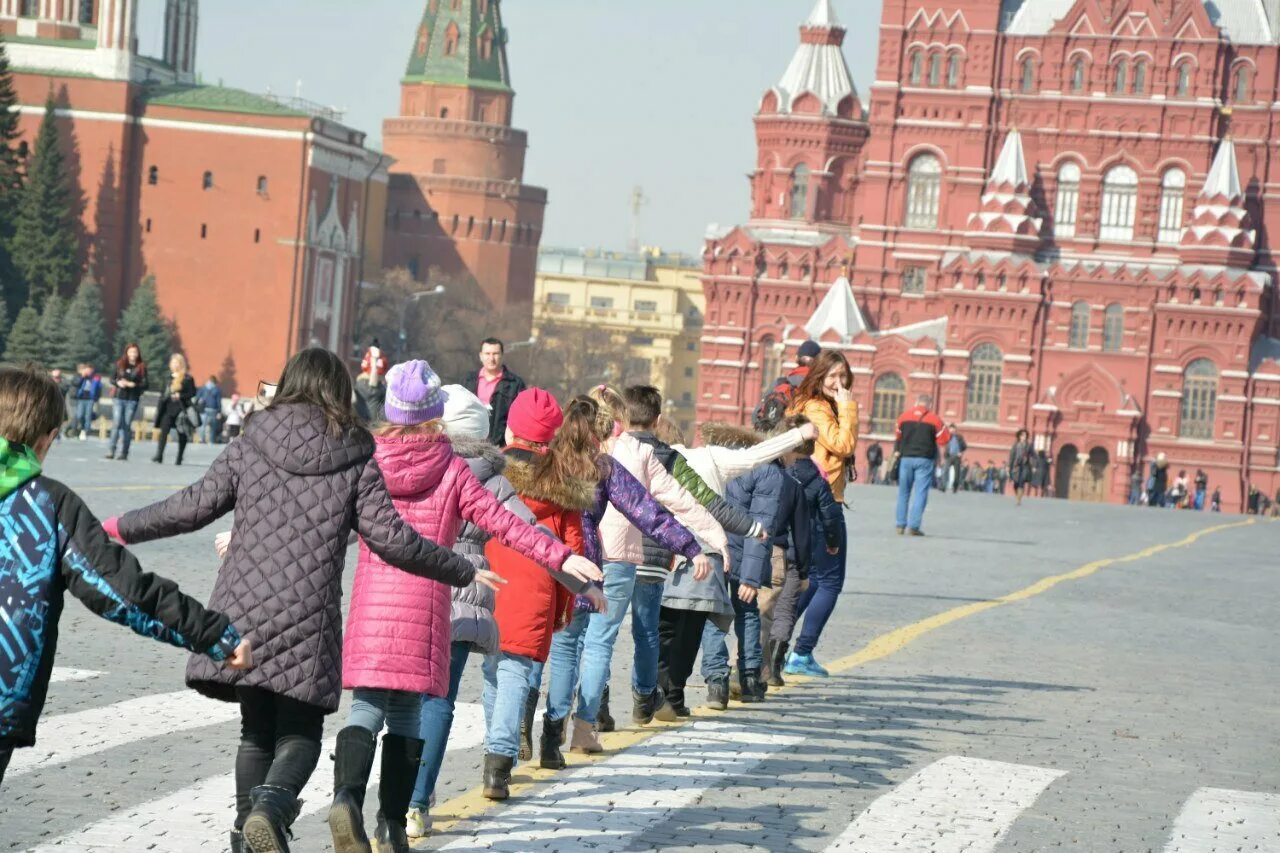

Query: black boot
[242,785,301,853]
[632,688,655,725]
[230,830,246,853]
[518,690,538,762]
[540,715,567,770]
[740,669,763,704]
[706,677,729,711]
[372,734,423,853]
[768,641,788,688]
[482,753,514,800]
[327,726,376,853]
[667,687,691,717]
[597,686,616,732]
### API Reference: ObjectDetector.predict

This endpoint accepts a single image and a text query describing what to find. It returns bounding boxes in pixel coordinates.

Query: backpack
[752,382,793,432]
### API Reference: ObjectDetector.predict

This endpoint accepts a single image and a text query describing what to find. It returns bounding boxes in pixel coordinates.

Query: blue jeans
[575,562,637,724]
[794,521,847,657]
[538,610,589,722]
[700,579,762,680]
[347,687,421,738]
[896,456,936,530]
[201,409,219,445]
[481,651,534,759]
[109,398,139,456]
[412,642,470,810]
[631,580,664,697]
[74,398,95,433]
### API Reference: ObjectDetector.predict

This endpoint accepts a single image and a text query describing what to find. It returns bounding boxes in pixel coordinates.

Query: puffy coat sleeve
[674,453,755,537]
[457,461,571,572]
[117,442,240,543]
[644,451,729,556]
[705,429,806,484]
[355,458,476,588]
[606,460,700,561]
[807,399,858,459]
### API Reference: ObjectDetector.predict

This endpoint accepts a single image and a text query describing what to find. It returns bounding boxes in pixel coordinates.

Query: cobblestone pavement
[3,438,1277,851]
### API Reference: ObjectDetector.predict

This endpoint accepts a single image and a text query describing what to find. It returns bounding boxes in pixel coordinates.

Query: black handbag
[888,451,902,481]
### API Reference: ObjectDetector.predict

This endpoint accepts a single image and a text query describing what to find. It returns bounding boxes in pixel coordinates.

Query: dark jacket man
[462,369,526,447]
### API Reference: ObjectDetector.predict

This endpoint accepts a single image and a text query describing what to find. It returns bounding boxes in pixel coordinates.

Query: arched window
[1113,59,1128,94]
[947,53,962,88]
[790,164,810,220]
[759,336,781,399]
[1158,168,1186,244]
[905,154,941,229]
[871,373,907,434]
[1103,304,1124,351]
[1132,59,1147,94]
[444,23,459,56]
[1234,65,1252,103]
[79,0,94,24]
[147,165,159,186]
[928,53,943,87]
[202,171,214,190]
[1020,57,1036,93]
[966,344,1003,424]
[256,175,269,195]
[1055,162,1081,238]
[1180,359,1218,439]
[1175,62,1192,97]
[1069,301,1091,349]
[1070,57,1086,93]
[1100,165,1138,241]
[909,50,923,85]
[479,30,494,60]
[416,25,430,56]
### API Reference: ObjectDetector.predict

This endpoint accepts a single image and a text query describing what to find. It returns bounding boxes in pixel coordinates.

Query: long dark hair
[116,342,145,373]
[534,395,607,487]
[268,348,360,437]
[792,349,852,413]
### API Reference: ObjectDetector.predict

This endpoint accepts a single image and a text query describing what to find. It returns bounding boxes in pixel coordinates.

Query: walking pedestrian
[893,394,952,536]
[1211,487,1222,512]
[152,353,197,465]
[197,375,223,445]
[866,441,884,485]
[1194,469,1208,510]
[944,427,965,493]
[225,393,248,439]
[106,343,147,461]
[1170,470,1189,509]
[70,363,102,440]
[1129,467,1144,505]
[1148,453,1169,507]
[0,368,252,790]
[462,337,527,446]
[1009,429,1034,505]
[104,348,479,853]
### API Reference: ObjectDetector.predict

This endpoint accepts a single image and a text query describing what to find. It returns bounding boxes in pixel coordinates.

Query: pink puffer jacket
[343,434,572,696]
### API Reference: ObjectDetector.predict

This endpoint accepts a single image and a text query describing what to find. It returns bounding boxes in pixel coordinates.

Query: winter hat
[440,384,490,440]
[798,340,822,359]
[383,360,448,425]
[507,388,563,445]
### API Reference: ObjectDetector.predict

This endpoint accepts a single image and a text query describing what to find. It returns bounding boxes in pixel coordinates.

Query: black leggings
[234,687,325,828]
[658,607,709,692]
[155,409,188,462]
[0,739,13,789]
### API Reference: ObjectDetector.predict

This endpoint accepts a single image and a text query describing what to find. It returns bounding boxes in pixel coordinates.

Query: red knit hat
[507,388,563,444]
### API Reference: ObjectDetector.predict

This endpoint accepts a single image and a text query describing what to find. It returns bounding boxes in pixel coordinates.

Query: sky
[188,1,883,255]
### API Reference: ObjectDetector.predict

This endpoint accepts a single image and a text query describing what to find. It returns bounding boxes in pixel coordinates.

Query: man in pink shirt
[461,337,527,445]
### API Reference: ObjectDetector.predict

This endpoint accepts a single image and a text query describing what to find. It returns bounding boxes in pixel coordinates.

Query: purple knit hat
[383,360,448,425]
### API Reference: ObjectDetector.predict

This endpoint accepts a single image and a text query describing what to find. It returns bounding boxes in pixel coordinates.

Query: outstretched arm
[116,442,240,543]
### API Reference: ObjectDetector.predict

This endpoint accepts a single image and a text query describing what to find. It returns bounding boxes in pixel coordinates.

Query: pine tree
[10,94,78,311]
[0,38,25,318]
[62,275,110,371]
[39,292,68,369]
[116,276,172,367]
[2,301,45,366]
[0,292,10,354]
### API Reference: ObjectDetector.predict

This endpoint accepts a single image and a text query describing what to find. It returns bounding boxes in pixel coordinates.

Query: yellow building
[533,247,704,435]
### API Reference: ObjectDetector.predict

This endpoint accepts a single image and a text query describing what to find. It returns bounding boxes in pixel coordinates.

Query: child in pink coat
[328,360,602,853]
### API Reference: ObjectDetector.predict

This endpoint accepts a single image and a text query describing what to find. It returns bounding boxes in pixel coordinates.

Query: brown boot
[569,717,603,754]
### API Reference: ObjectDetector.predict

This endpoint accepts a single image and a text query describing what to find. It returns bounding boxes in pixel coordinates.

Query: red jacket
[360,348,388,379]
[895,406,952,461]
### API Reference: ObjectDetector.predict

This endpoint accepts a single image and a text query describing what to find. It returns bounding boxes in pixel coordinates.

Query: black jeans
[234,687,325,828]
[155,408,189,463]
[0,739,14,789]
[657,607,709,694]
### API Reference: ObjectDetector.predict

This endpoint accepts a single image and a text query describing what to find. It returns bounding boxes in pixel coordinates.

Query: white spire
[990,129,1029,188]
[805,276,867,343]
[768,0,856,117]
[806,0,840,27]
[1202,138,1242,199]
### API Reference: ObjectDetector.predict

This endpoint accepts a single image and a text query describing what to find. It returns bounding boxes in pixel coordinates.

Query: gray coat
[117,403,476,712]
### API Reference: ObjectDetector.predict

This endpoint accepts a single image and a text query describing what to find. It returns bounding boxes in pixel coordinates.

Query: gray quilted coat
[117,404,476,711]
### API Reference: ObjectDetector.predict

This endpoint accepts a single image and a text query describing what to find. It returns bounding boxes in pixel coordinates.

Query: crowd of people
[0,335,863,853]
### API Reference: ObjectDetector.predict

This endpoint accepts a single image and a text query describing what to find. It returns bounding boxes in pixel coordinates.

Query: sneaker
[784,652,830,678]
[896,526,905,535]
[406,806,429,840]
[79,431,87,441]
[908,528,925,537]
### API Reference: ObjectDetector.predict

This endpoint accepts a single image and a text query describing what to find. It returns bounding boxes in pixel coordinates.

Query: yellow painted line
[419,517,1256,845]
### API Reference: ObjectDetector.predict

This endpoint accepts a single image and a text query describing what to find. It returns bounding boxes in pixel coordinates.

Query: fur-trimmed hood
[502,451,597,512]
[699,422,764,449]
[451,436,507,480]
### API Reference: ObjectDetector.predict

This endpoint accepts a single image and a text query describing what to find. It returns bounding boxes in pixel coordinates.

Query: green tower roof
[403,0,512,92]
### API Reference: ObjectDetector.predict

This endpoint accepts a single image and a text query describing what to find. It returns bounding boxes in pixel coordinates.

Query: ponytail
[587,384,626,442]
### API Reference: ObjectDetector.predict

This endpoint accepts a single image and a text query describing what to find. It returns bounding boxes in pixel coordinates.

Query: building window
[440,107,449,119]
[479,31,494,60]
[19,0,36,16]
[1070,57,1086,93]
[634,299,658,313]
[1179,358,1218,439]
[256,176,268,195]
[79,0,94,24]
[202,171,214,190]
[1131,59,1147,94]
[1103,304,1123,351]
[1100,165,1138,241]
[1019,57,1036,93]
[1234,65,1251,103]
[909,50,923,85]
[1158,168,1186,244]
[254,228,261,244]
[871,373,906,434]
[790,164,810,220]
[145,218,152,233]
[928,53,942,87]
[545,292,570,306]
[148,166,159,186]
[902,265,927,294]
[946,54,961,88]
[200,223,208,239]
[1113,60,1128,94]
[1055,162,1080,238]
[759,336,781,398]
[416,25,430,56]
[630,334,655,346]
[1069,301,1090,349]
[444,23,459,56]
[905,153,942,229]
[684,367,694,378]
[1176,63,1192,97]
[589,296,614,310]
[966,343,1003,424]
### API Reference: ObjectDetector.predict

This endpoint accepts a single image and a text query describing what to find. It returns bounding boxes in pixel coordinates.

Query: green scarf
[0,437,42,501]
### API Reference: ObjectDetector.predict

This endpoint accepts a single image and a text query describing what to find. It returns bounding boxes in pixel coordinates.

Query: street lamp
[507,335,538,350]
[399,285,446,359]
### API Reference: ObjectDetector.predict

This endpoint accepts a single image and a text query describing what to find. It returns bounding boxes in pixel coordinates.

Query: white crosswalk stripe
[1163,787,1280,852]
[8,690,240,777]
[436,719,804,852]
[823,755,1066,852]
[26,702,487,852]
[47,667,103,684]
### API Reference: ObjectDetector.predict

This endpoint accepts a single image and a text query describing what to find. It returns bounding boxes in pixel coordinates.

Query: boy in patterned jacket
[0,368,251,788]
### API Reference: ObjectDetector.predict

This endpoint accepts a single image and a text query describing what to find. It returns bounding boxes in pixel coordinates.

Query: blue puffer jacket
[787,457,844,573]
[724,461,801,589]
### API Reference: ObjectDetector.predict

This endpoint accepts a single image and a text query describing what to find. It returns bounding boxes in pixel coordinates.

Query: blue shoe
[784,652,830,678]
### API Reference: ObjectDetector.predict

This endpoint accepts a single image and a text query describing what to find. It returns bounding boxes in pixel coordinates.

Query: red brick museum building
[698,0,1280,510]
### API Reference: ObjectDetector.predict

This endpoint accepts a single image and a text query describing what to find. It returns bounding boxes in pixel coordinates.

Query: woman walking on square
[106,343,147,461]
[1009,429,1035,506]
[152,352,196,465]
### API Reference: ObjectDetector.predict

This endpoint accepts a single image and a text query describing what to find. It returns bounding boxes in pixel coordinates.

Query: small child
[0,368,251,789]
